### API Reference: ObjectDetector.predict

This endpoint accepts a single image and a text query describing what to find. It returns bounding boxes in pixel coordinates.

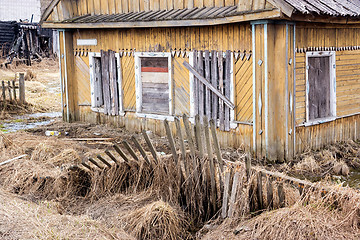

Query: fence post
[1,81,5,101]
[19,73,25,104]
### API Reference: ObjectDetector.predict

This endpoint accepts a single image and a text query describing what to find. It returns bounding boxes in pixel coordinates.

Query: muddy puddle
[1,112,61,133]
[343,169,360,189]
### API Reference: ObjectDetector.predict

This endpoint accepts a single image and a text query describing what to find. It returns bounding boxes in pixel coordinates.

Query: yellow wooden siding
[173,56,191,116]
[72,24,252,53]
[336,50,360,116]
[296,114,360,153]
[122,56,136,111]
[296,24,360,50]
[74,55,91,105]
[234,55,253,122]
[295,50,360,125]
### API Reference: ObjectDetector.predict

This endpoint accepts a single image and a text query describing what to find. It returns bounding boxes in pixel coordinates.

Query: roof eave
[41,9,282,29]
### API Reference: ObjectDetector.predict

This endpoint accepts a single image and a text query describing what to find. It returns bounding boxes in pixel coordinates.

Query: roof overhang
[42,9,282,29]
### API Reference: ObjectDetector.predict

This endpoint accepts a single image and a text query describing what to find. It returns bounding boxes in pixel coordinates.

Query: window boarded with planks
[308,56,331,120]
[141,57,169,114]
[90,50,121,115]
[192,50,233,131]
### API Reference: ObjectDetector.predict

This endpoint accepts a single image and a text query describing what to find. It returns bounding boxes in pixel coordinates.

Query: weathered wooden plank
[266,176,273,209]
[194,50,199,115]
[7,81,12,101]
[81,162,92,171]
[101,50,111,115]
[195,114,204,158]
[88,157,104,170]
[122,141,139,162]
[198,51,204,119]
[113,144,130,163]
[278,182,285,208]
[218,51,225,130]
[224,50,231,131]
[204,116,216,212]
[183,114,196,158]
[205,50,211,120]
[141,130,158,164]
[109,50,119,115]
[105,150,120,165]
[211,50,218,121]
[132,136,151,165]
[19,73,25,104]
[228,165,241,217]
[175,117,187,171]
[221,167,231,218]
[183,114,198,180]
[12,80,16,101]
[183,61,235,109]
[94,57,103,107]
[257,171,263,209]
[209,119,224,171]
[97,155,112,168]
[2,81,6,101]
[164,119,178,163]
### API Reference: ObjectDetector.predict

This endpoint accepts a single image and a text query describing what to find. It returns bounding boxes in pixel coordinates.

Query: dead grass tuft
[123,200,189,240]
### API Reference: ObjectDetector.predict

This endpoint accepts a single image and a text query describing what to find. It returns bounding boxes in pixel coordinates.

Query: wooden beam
[42,9,282,28]
[266,0,293,18]
[183,61,235,109]
[40,0,61,23]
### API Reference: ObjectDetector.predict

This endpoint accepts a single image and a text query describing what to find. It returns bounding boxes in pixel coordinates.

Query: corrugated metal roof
[62,6,240,23]
[284,0,360,17]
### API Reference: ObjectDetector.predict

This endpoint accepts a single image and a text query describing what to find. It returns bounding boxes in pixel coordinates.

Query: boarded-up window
[308,56,332,120]
[140,57,169,114]
[91,50,121,115]
[192,50,232,131]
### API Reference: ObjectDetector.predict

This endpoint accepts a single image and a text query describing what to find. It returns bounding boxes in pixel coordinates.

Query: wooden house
[41,0,360,161]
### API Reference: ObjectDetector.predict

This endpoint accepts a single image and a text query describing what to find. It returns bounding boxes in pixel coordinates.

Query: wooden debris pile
[0,22,54,67]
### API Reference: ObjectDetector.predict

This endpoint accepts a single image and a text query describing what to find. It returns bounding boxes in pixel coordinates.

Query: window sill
[298,116,337,127]
[136,112,174,121]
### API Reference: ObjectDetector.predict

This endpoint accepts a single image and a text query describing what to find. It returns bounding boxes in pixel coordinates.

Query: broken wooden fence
[0,73,25,104]
[80,114,335,220]
[221,158,346,218]
[82,114,226,221]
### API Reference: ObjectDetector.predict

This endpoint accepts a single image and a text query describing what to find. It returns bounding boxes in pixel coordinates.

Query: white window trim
[189,51,236,129]
[134,52,173,120]
[305,51,336,125]
[88,52,124,116]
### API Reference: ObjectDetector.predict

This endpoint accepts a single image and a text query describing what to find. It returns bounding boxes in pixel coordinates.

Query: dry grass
[202,184,360,240]
[0,59,61,112]
[0,190,134,240]
[122,200,189,240]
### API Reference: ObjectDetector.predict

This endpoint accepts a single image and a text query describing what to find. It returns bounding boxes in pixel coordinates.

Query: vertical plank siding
[295,24,360,153]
